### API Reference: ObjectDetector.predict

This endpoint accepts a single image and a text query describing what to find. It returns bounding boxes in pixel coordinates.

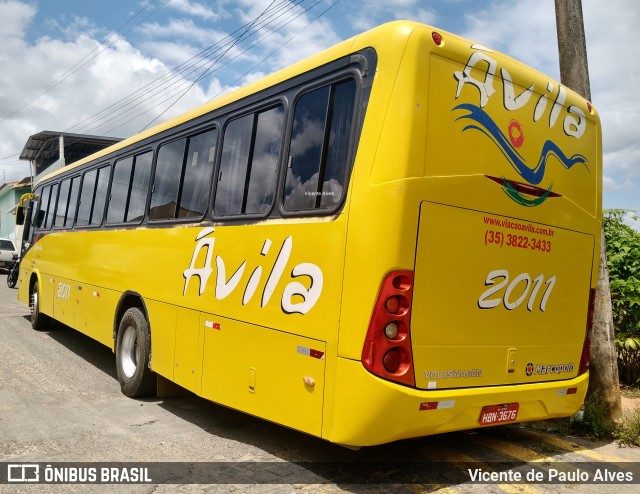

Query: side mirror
[16,206,25,226]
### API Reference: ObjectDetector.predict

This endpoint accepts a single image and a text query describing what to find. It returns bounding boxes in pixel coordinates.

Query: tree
[555,0,621,420]
[603,210,640,385]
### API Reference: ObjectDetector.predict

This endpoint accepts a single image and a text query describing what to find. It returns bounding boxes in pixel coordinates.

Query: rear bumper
[329,357,588,446]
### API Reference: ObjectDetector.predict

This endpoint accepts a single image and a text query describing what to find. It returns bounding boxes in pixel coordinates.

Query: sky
[0,0,638,217]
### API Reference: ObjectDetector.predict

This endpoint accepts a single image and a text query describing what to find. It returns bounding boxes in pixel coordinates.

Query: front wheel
[115,307,156,397]
[30,281,49,330]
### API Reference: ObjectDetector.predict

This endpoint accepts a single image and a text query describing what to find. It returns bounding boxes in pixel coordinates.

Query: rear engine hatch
[411,202,594,390]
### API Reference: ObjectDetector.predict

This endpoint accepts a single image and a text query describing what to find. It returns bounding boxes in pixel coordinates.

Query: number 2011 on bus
[478,270,556,312]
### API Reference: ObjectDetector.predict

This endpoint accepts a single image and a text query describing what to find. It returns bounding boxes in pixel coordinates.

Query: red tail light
[361,270,415,387]
[578,288,596,375]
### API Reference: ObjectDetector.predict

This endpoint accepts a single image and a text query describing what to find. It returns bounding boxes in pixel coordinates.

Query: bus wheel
[115,307,156,397]
[30,281,49,331]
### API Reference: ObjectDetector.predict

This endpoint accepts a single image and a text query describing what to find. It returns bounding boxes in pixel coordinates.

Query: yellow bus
[15,20,601,447]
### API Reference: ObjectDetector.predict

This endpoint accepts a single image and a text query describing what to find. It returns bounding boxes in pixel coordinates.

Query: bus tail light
[578,288,596,375]
[361,270,415,387]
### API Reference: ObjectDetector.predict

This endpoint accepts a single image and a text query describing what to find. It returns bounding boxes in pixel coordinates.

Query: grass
[614,408,640,447]
[567,391,640,446]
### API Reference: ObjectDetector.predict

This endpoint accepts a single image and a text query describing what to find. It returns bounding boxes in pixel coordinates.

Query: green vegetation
[613,408,640,447]
[603,209,640,385]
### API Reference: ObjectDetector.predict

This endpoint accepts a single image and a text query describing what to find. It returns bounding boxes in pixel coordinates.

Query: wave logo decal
[454,103,588,207]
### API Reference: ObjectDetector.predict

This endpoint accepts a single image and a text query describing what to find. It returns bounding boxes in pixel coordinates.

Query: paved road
[0,273,638,493]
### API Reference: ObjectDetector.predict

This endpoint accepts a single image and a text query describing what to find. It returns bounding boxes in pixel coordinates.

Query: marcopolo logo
[525,362,574,377]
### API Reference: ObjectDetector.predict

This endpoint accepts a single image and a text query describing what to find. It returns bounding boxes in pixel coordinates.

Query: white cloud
[0,0,214,170]
[346,0,437,33]
[457,0,640,211]
[138,18,225,45]
[166,0,220,20]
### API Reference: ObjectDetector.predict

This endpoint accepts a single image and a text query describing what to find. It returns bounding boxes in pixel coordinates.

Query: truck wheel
[115,307,156,397]
[30,281,49,331]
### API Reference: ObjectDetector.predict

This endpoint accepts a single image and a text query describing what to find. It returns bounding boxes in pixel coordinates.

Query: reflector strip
[419,400,455,411]
[557,387,578,396]
[205,321,221,330]
[297,345,325,360]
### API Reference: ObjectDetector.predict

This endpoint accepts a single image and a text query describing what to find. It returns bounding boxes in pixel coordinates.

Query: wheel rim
[31,289,38,318]
[120,325,138,379]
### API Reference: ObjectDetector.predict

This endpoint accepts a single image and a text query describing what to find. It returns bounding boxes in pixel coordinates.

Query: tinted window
[76,169,97,227]
[128,151,153,222]
[246,107,284,214]
[320,80,356,207]
[215,106,283,216]
[149,139,186,220]
[107,156,133,224]
[65,176,81,228]
[284,79,356,211]
[215,115,253,216]
[25,193,40,241]
[45,183,58,229]
[37,186,51,229]
[90,165,110,226]
[179,129,217,218]
[54,179,71,228]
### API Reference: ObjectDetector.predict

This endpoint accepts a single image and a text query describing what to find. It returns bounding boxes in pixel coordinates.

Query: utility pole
[555,0,621,421]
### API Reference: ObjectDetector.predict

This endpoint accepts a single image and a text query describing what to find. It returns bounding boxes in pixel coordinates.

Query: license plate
[479,403,519,425]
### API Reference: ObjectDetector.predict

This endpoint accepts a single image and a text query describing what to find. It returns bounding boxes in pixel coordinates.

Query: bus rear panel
[331,23,599,446]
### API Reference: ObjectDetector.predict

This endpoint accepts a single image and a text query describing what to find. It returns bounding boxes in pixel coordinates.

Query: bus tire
[115,307,156,398]
[30,281,49,331]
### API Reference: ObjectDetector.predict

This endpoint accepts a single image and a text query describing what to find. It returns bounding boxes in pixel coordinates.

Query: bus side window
[127,151,153,222]
[149,138,187,220]
[90,165,111,226]
[284,79,356,211]
[65,176,81,228]
[150,129,216,221]
[36,186,51,229]
[54,179,71,228]
[107,151,153,225]
[214,106,283,216]
[179,129,217,218]
[76,169,98,227]
[45,183,59,229]
[107,156,134,224]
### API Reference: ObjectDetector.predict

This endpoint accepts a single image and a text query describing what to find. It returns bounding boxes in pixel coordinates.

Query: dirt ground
[621,395,640,413]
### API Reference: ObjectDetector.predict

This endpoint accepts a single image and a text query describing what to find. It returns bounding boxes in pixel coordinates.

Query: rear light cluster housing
[578,288,597,375]
[361,270,416,386]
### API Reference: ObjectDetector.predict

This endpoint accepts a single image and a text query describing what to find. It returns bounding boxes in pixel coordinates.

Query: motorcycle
[6,254,19,288]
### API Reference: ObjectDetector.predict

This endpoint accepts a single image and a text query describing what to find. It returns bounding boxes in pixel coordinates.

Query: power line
[65,0,300,136]
[71,0,312,136]
[141,0,279,131]
[0,0,172,125]
[0,0,345,162]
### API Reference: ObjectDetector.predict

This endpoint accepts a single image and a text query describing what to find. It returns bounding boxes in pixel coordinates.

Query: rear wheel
[115,307,156,397]
[30,281,49,331]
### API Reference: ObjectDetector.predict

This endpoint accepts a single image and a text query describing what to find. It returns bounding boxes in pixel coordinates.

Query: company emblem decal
[454,103,588,207]
[525,362,574,376]
[525,362,534,376]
